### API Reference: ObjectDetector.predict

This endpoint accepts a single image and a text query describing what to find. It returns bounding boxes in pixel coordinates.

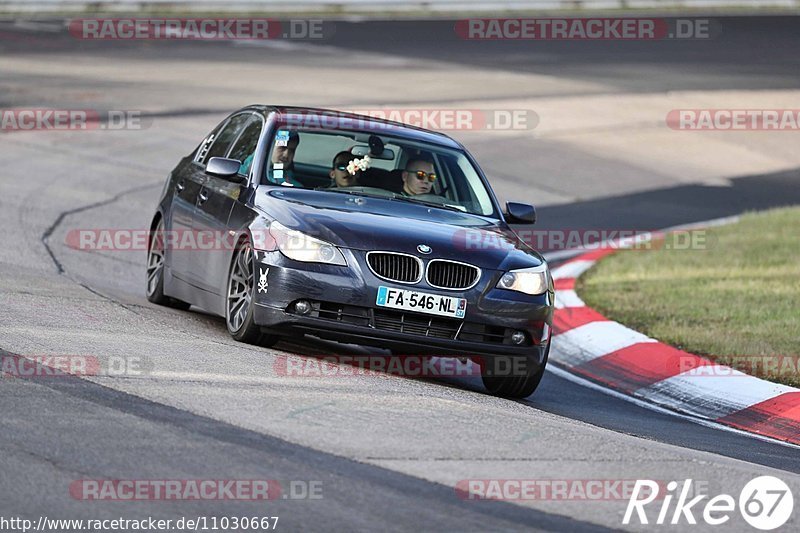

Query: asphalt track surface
[1,15,800,532]
[318,17,800,93]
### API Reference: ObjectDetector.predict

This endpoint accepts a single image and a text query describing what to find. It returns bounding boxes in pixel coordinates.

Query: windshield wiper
[389,194,467,213]
[325,188,468,213]
[323,189,392,200]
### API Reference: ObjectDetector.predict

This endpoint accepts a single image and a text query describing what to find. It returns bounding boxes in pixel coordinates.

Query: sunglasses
[335,164,348,171]
[407,170,437,182]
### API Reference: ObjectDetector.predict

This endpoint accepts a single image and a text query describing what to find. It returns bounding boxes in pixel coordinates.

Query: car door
[168,127,219,283]
[191,113,262,307]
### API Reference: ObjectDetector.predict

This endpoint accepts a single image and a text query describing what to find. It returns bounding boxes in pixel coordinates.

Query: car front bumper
[251,250,553,361]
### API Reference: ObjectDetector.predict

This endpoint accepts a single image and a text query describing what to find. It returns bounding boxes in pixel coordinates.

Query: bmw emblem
[417,244,432,255]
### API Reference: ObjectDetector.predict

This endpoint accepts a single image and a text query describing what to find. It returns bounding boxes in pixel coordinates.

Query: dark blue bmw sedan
[147,106,553,398]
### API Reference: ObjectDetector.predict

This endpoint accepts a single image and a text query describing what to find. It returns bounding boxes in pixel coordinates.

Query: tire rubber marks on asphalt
[645,368,798,419]
[719,392,800,443]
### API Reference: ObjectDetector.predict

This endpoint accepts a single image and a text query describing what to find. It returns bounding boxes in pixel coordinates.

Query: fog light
[511,330,527,345]
[294,300,312,315]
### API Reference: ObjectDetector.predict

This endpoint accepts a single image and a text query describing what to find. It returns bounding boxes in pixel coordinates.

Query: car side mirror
[506,202,536,224]
[206,157,245,182]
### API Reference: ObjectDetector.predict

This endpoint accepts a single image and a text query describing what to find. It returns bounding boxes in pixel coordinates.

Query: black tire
[481,342,550,399]
[225,237,279,347]
[146,218,191,310]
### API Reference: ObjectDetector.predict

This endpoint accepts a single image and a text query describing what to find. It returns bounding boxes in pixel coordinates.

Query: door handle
[176,181,185,192]
[198,189,209,203]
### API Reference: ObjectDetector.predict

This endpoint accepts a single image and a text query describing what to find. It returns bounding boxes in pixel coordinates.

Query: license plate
[376,286,466,319]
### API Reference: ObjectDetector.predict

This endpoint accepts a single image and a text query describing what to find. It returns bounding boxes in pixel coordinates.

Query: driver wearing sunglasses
[401,158,437,196]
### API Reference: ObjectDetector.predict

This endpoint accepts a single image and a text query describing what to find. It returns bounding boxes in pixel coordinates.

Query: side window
[228,118,263,176]
[202,113,252,164]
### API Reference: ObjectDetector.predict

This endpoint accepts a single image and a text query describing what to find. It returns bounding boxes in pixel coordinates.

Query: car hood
[255,187,544,270]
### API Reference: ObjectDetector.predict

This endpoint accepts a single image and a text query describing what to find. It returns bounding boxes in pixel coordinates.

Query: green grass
[577,206,800,387]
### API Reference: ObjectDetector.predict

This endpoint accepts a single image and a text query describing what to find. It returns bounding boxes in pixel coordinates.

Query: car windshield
[261,126,497,217]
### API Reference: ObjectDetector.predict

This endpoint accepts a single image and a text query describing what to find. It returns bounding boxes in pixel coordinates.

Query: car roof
[240,105,465,150]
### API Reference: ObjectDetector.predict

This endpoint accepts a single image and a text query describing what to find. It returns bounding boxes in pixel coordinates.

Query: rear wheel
[226,238,279,347]
[481,343,549,399]
[146,218,190,310]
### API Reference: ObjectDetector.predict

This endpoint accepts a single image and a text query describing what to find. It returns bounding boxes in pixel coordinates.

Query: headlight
[496,264,549,295]
[268,221,347,266]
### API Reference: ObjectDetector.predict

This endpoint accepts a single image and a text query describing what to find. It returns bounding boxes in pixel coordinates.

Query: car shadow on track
[530,166,800,250]
[169,303,800,474]
[186,305,494,395]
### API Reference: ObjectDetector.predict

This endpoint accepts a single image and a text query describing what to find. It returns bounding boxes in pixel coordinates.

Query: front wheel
[481,343,550,399]
[226,238,279,347]
[146,218,191,310]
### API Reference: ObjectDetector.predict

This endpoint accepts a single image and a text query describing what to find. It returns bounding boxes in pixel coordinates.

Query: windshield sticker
[275,130,290,147]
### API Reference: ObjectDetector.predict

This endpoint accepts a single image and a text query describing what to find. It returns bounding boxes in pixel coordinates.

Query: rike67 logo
[624,477,794,530]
